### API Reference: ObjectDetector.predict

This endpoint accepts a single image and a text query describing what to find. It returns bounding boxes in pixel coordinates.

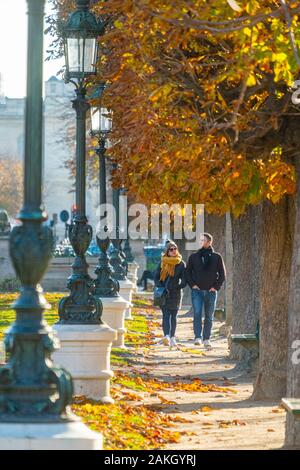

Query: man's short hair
[202,232,213,243]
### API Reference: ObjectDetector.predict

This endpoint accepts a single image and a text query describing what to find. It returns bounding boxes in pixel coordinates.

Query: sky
[0,0,64,98]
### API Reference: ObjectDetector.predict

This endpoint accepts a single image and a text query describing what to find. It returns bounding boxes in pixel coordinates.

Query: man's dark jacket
[185,247,226,291]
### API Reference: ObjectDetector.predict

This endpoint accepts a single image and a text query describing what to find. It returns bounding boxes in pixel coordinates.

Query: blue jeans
[191,289,217,340]
[161,306,178,337]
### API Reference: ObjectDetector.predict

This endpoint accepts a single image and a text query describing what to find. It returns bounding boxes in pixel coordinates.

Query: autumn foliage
[0,158,22,216]
[48,1,300,215]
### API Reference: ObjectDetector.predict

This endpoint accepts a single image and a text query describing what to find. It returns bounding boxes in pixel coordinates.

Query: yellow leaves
[80,403,94,414]
[114,19,123,29]
[273,57,293,85]
[148,84,175,103]
[156,394,177,405]
[217,90,228,108]
[271,406,285,413]
[113,371,237,395]
[200,405,215,412]
[122,52,134,58]
[264,159,296,203]
[179,347,206,355]
[246,73,256,87]
[0,158,23,215]
[181,431,197,437]
[72,398,181,450]
[171,416,193,423]
[218,421,230,428]
[191,405,219,414]
[245,0,261,15]
[272,52,288,63]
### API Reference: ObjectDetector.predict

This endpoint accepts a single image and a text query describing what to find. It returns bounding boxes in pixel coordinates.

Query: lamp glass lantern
[62,4,104,81]
[91,106,112,135]
[66,36,98,76]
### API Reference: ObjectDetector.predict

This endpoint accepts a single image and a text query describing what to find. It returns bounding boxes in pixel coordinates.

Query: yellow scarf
[160,253,182,282]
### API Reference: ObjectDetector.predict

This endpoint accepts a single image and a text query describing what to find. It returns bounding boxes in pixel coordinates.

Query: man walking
[185,233,226,350]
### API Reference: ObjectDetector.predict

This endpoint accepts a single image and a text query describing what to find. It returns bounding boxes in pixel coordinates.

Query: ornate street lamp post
[0,0,73,425]
[53,0,116,405]
[87,99,128,348]
[109,164,128,280]
[121,188,135,263]
[90,85,119,297]
[109,166,135,320]
[123,239,135,263]
[120,188,139,294]
[58,0,104,324]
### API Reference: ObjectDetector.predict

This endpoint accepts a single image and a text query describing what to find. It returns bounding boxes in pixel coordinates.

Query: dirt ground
[131,305,287,450]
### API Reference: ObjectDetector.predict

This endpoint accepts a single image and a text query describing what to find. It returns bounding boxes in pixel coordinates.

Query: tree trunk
[285,156,300,446]
[230,205,261,362]
[252,196,294,400]
[225,212,233,327]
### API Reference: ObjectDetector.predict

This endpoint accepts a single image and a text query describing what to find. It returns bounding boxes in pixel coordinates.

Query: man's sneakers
[163,335,171,346]
[194,338,213,349]
[203,339,212,350]
[170,337,177,348]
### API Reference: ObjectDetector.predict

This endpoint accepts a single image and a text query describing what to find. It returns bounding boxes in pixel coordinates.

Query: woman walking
[154,241,186,347]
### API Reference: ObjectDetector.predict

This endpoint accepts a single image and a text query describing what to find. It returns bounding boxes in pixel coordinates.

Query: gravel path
[135,306,286,450]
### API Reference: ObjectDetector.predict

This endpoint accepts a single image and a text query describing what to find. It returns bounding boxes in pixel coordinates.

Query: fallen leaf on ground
[157,394,178,405]
[232,419,246,426]
[180,347,206,355]
[171,416,193,423]
[219,422,230,428]
[200,405,219,412]
[218,419,246,427]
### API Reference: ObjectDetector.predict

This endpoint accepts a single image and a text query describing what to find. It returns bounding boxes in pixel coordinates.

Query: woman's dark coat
[154,260,186,310]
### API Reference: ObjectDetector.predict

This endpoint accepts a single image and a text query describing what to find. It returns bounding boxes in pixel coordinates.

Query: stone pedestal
[41,257,72,292]
[0,420,102,450]
[100,296,128,348]
[0,236,15,281]
[127,262,139,292]
[119,278,134,320]
[41,257,98,292]
[52,323,116,403]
